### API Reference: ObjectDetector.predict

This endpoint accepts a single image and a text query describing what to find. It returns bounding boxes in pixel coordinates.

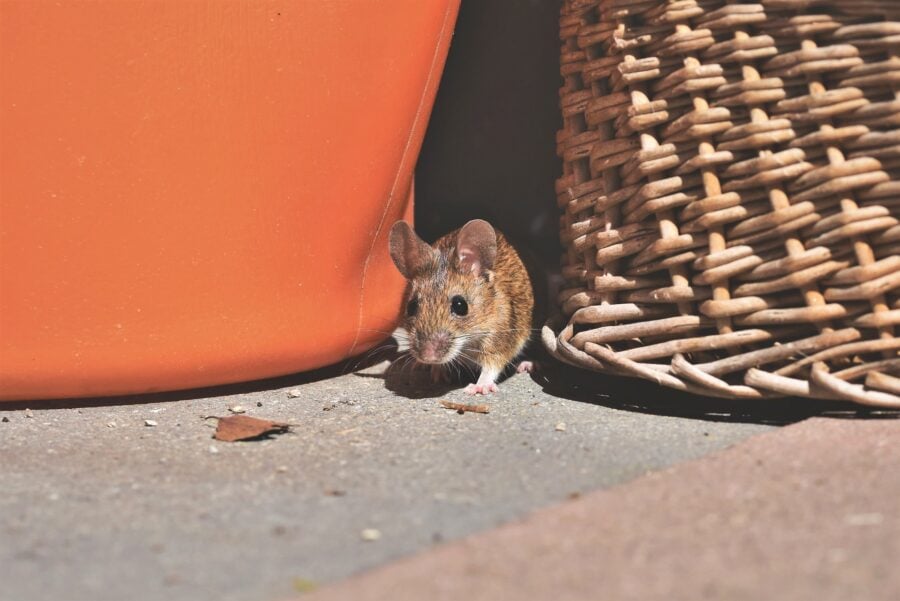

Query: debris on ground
[211,415,292,442]
[287,389,302,398]
[1,416,8,423]
[227,405,247,414]
[144,419,158,427]
[555,422,567,432]
[292,577,318,594]
[324,488,347,497]
[440,400,490,414]
[360,528,381,542]
[24,409,34,418]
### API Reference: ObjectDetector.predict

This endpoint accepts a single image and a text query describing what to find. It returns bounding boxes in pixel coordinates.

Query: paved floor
[0,358,887,601]
[307,416,900,601]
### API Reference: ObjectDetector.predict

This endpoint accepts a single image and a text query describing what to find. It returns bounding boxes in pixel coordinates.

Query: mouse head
[388,219,501,365]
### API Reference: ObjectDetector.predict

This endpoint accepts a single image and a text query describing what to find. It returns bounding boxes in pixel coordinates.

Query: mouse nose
[419,331,451,363]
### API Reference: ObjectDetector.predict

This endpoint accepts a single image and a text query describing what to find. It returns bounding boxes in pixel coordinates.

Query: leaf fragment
[212,415,292,442]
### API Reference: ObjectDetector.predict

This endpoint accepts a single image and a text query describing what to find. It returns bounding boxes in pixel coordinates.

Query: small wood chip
[144,419,158,427]
[360,528,381,541]
[212,414,292,442]
[440,400,490,414]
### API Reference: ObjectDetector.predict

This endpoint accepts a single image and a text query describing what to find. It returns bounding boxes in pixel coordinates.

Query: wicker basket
[545,0,900,406]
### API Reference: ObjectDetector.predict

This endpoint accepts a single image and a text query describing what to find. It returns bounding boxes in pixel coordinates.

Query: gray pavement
[307,416,900,601]
[0,358,854,601]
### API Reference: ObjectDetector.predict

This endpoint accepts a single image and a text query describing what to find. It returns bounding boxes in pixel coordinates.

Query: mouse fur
[388,219,534,395]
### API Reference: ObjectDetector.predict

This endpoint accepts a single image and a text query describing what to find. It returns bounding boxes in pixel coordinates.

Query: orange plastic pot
[0,0,459,400]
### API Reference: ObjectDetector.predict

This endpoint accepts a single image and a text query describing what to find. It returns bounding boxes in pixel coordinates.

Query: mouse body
[388,219,534,395]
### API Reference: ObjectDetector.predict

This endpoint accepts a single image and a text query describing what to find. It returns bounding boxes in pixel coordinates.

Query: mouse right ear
[389,221,435,279]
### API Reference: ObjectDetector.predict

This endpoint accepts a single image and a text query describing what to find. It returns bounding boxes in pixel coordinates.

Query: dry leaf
[440,400,490,414]
[212,415,292,442]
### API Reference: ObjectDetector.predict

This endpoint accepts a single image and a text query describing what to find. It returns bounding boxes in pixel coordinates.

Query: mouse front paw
[516,360,535,374]
[464,382,499,395]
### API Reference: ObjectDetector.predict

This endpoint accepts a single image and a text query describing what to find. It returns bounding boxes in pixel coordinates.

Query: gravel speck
[144,419,158,427]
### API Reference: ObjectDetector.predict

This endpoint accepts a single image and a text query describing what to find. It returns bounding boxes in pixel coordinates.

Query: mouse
[388,219,535,395]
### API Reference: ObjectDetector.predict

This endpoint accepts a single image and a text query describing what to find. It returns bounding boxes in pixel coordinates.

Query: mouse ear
[456,219,497,277]
[389,221,436,279]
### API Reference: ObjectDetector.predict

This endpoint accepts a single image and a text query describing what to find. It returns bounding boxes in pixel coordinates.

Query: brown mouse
[388,219,534,395]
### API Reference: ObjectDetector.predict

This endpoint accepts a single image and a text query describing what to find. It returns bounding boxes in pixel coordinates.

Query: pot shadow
[531,359,899,426]
[0,343,397,412]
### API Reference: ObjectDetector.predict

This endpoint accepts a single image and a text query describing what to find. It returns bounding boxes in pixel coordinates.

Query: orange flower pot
[0,0,459,400]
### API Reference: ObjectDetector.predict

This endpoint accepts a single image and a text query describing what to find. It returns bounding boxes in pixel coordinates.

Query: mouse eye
[450,295,468,317]
[406,297,419,317]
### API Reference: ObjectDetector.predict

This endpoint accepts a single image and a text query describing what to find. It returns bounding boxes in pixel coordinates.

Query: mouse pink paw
[464,382,499,395]
[516,360,535,374]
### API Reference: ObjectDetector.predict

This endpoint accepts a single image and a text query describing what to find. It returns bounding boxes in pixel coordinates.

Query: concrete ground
[0,357,894,601]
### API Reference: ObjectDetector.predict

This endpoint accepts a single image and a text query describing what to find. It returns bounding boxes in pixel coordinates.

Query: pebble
[555,422,567,432]
[106,422,117,428]
[24,409,34,418]
[228,405,247,414]
[287,389,302,398]
[1,416,9,423]
[275,465,288,473]
[360,528,381,542]
[144,419,158,427]
[209,445,219,454]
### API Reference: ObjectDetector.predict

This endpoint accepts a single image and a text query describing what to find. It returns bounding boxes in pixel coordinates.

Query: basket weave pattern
[548,0,900,405]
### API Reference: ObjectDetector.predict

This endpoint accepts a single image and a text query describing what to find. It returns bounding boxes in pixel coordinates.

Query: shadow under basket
[546,0,900,406]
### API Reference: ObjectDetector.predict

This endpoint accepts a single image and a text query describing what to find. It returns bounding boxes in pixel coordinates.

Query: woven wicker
[546,0,900,406]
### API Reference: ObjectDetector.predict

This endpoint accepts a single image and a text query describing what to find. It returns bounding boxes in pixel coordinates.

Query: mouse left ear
[456,219,497,277]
